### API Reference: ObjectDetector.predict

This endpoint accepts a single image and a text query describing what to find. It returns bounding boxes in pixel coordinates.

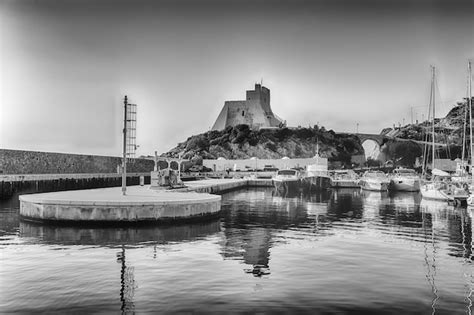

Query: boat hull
[331,180,359,188]
[273,178,301,192]
[360,181,389,191]
[389,178,421,192]
[421,183,468,204]
[301,176,331,191]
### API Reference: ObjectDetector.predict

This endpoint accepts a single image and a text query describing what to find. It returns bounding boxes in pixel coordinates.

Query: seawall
[0,149,154,174]
[1,173,151,199]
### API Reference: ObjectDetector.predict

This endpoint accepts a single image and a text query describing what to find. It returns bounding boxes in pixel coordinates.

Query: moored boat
[330,170,359,188]
[359,170,390,191]
[301,154,331,191]
[389,168,421,192]
[273,169,301,192]
[421,169,469,205]
[419,66,469,205]
[421,180,468,205]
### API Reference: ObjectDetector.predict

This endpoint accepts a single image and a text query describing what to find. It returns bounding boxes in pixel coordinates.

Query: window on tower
[242,111,245,116]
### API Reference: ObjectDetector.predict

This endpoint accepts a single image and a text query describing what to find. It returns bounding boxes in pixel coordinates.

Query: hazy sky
[1,0,473,156]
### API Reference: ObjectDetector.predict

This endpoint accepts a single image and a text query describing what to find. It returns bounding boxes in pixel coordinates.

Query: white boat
[421,178,468,205]
[464,61,474,208]
[273,169,301,192]
[330,170,359,188]
[301,153,331,191]
[389,168,421,192]
[419,66,469,205]
[359,170,390,191]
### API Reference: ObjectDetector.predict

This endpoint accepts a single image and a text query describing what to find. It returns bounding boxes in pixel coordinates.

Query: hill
[164,125,364,167]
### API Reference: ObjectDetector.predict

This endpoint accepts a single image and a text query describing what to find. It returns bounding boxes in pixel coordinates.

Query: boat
[359,170,390,191]
[330,170,359,188]
[301,151,331,191]
[388,167,421,192]
[464,61,474,207]
[420,66,466,204]
[273,169,301,192]
[301,169,331,191]
[421,169,468,205]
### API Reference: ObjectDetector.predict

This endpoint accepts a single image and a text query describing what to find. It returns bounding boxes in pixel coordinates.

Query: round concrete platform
[19,185,221,223]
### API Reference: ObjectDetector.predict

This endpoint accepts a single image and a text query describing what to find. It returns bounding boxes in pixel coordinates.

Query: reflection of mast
[422,211,439,315]
[117,245,136,313]
[461,211,473,314]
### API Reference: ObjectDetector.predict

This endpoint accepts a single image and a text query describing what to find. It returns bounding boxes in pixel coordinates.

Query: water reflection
[14,218,221,313]
[3,187,474,313]
[116,245,136,313]
[420,200,473,261]
[19,220,221,246]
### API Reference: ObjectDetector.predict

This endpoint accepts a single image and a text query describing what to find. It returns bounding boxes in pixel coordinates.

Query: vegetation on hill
[164,99,472,169]
[377,99,472,166]
[165,124,364,167]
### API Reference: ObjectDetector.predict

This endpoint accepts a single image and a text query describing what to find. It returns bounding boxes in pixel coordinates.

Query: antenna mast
[468,60,473,183]
[122,96,128,195]
[121,96,138,195]
[431,66,436,171]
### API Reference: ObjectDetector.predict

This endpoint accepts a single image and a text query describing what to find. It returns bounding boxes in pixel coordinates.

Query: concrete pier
[19,178,274,223]
[20,185,220,223]
[178,178,249,193]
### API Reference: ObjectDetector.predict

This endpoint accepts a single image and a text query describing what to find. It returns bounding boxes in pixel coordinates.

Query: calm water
[1,188,473,314]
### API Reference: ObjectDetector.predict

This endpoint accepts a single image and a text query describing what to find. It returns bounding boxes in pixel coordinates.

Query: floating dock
[19,178,273,223]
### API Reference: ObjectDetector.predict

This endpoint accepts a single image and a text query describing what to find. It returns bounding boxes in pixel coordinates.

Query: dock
[19,178,274,224]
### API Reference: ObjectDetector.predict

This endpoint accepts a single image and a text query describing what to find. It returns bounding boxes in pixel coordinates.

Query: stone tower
[211,84,285,131]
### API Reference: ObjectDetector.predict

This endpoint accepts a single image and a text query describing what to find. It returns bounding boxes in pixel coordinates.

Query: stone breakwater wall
[0,173,151,199]
[0,149,154,174]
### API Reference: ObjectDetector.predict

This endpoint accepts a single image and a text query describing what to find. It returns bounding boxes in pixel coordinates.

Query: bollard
[140,176,145,186]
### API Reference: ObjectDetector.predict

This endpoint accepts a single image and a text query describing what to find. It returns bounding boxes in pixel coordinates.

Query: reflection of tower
[116,245,136,313]
[242,228,272,266]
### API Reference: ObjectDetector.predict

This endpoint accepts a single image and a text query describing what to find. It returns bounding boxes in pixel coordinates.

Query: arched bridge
[351,133,386,146]
[338,132,447,148]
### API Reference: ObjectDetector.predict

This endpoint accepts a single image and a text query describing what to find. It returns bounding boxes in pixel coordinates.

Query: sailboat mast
[461,98,467,175]
[431,66,436,171]
[468,60,473,183]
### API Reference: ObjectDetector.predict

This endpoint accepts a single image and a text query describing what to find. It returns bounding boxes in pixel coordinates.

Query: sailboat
[420,66,469,205]
[464,61,474,207]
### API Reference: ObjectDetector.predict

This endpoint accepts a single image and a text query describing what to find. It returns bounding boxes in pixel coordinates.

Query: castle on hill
[211,83,285,131]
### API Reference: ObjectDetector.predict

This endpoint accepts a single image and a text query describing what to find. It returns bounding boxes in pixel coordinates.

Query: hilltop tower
[211,84,285,131]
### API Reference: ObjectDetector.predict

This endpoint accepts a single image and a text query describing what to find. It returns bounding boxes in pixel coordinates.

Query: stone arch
[353,134,388,164]
[361,139,382,160]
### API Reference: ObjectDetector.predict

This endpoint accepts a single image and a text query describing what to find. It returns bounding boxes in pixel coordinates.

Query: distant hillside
[164,125,364,167]
[378,99,472,164]
[384,99,470,145]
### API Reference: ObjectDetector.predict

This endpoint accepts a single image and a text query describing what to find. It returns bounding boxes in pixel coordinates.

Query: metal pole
[468,60,473,182]
[178,153,182,183]
[122,95,128,195]
[431,66,436,171]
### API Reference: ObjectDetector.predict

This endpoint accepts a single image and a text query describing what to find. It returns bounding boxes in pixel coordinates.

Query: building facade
[211,84,285,130]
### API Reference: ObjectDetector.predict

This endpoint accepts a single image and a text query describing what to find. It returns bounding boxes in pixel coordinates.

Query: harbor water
[1,187,473,313]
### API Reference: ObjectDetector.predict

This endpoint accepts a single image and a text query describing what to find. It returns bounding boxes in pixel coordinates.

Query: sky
[1,0,473,157]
